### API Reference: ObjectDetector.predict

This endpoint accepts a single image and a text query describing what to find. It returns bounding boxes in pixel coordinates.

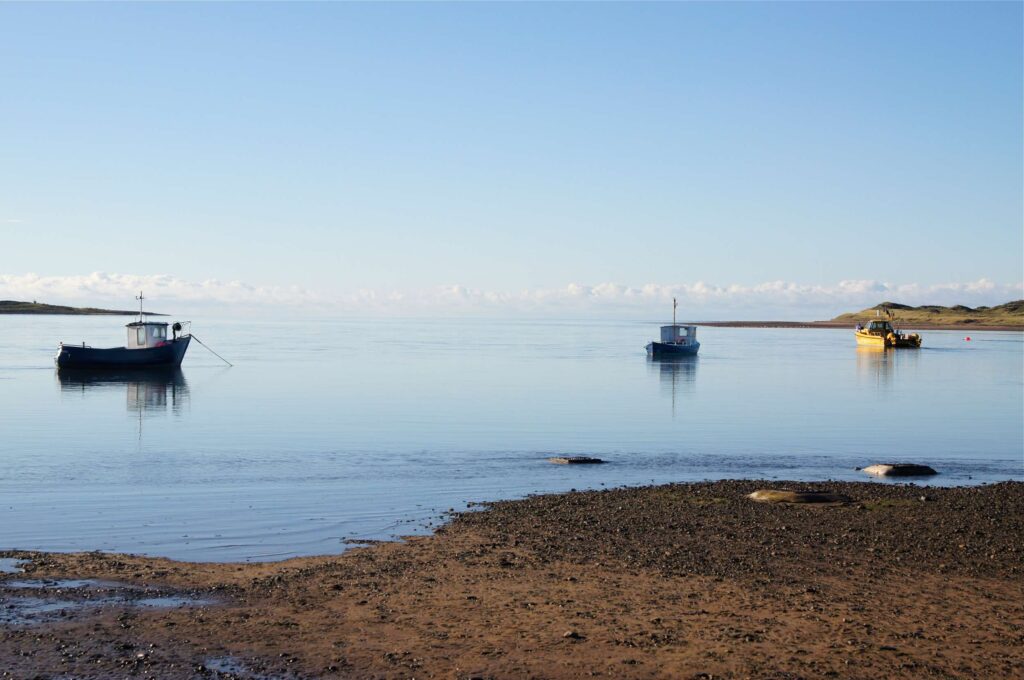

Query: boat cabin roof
[126,321,168,328]
[660,324,697,343]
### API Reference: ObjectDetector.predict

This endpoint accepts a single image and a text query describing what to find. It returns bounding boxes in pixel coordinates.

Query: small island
[0,300,165,316]
[699,300,1024,331]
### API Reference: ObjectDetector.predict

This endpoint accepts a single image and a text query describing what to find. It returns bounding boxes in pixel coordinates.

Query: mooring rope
[189,334,233,366]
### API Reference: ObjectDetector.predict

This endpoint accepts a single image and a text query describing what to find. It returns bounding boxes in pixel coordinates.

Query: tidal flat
[2,480,1021,678]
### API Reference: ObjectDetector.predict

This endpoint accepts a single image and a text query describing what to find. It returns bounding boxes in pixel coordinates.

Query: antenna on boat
[136,291,145,322]
[673,297,677,326]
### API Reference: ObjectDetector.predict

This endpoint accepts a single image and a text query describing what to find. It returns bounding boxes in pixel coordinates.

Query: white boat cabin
[660,324,698,346]
[126,321,169,349]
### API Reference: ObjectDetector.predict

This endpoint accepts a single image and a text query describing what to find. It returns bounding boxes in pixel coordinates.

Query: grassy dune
[0,300,163,315]
[831,300,1024,326]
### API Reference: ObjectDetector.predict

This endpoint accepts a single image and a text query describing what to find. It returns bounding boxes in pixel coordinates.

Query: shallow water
[0,577,214,626]
[1,315,1021,561]
[0,558,25,574]
[204,656,285,680]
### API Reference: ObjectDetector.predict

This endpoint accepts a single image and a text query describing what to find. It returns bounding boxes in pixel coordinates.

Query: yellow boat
[854,319,922,348]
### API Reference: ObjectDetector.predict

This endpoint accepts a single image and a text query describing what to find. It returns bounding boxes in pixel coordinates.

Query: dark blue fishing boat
[645,298,701,357]
[54,293,191,369]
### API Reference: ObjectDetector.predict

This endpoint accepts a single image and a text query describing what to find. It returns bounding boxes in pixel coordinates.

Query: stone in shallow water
[4,578,120,590]
[747,489,851,504]
[863,464,938,477]
[0,558,26,574]
[548,456,604,465]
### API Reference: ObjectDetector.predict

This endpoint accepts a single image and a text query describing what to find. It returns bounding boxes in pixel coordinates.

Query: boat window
[136,327,146,345]
[153,326,166,339]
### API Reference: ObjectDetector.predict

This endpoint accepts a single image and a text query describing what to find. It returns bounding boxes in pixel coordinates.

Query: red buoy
[965,336,971,342]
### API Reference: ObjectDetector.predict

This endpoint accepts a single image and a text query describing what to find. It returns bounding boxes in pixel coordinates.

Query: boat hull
[646,341,700,357]
[55,337,191,369]
[854,331,921,348]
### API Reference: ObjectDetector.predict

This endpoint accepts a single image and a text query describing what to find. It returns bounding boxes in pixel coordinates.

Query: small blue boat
[55,293,191,369]
[646,298,700,357]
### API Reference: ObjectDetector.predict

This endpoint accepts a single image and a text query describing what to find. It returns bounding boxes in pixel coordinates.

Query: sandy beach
[2,480,1021,679]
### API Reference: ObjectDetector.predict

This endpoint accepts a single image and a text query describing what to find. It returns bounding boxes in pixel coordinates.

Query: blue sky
[1,2,1021,316]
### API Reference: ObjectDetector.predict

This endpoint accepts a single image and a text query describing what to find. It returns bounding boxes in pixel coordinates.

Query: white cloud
[0,272,1020,319]
[368,278,1022,318]
[0,272,321,310]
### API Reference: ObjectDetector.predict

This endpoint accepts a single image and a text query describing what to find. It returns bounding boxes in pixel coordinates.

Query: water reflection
[855,347,919,388]
[57,368,190,414]
[647,356,698,415]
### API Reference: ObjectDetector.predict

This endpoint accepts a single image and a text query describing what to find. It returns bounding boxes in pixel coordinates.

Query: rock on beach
[863,463,938,477]
[548,456,604,465]
[747,489,852,504]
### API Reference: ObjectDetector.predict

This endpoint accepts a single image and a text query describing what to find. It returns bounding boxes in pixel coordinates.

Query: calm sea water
[1,315,1021,561]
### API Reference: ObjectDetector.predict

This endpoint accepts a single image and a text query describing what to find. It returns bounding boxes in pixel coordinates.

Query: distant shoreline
[0,301,166,316]
[696,300,1024,331]
[2,298,1020,330]
[694,320,1024,331]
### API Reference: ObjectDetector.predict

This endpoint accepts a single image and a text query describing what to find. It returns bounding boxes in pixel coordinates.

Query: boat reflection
[57,368,190,414]
[647,355,698,416]
[855,347,919,388]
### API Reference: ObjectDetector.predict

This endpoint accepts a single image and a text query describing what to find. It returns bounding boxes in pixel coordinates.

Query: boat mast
[673,297,677,326]
[136,291,145,323]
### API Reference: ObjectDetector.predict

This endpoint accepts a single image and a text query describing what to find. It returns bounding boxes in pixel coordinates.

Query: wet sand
[2,480,1022,678]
